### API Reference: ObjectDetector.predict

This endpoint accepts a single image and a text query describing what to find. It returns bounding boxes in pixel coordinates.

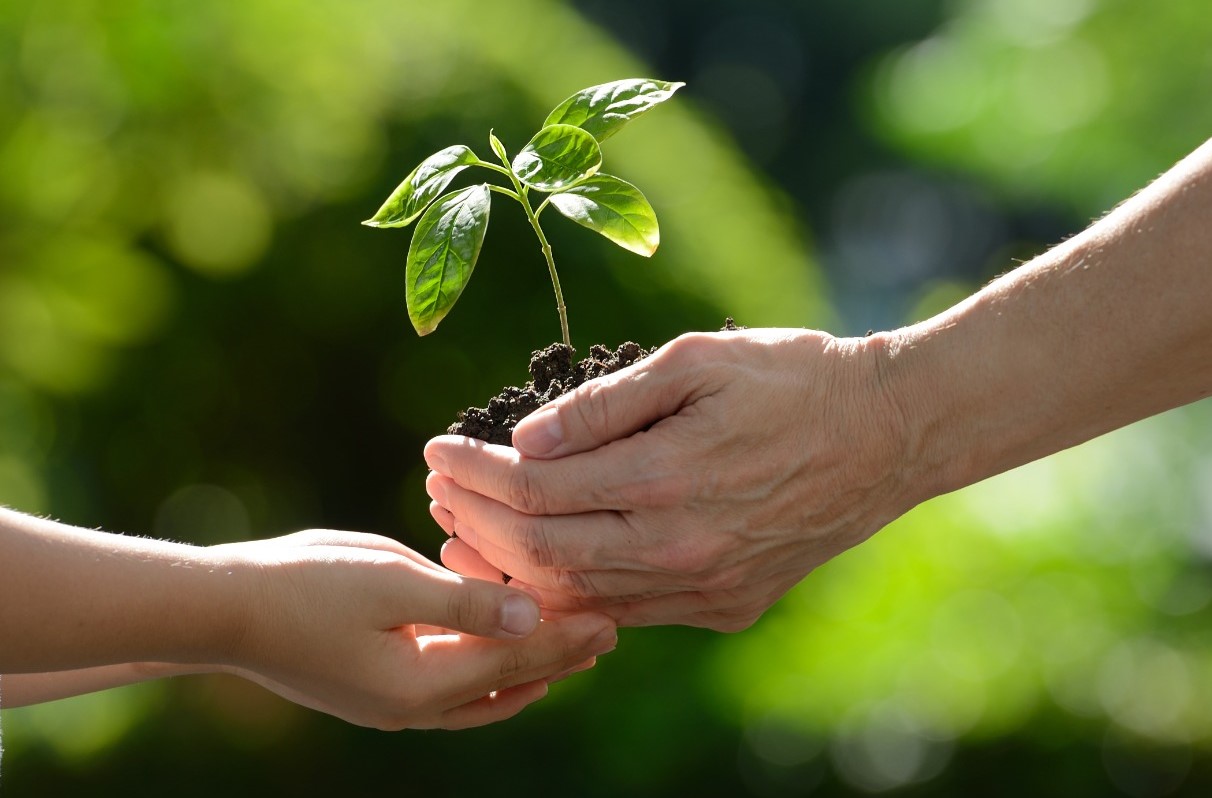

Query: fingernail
[501,594,540,637]
[513,409,562,457]
[426,451,450,476]
[590,627,618,656]
[549,658,597,684]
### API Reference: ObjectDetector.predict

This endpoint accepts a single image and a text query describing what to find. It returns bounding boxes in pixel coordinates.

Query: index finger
[421,613,617,708]
[423,431,686,517]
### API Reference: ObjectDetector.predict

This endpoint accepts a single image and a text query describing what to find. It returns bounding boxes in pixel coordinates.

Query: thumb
[512,344,694,459]
[410,572,541,640]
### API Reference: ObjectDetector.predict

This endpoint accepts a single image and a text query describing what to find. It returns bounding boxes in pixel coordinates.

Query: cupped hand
[425,328,918,631]
[214,529,616,730]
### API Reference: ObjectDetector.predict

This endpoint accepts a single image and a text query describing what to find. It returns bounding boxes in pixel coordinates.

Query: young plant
[362,78,683,349]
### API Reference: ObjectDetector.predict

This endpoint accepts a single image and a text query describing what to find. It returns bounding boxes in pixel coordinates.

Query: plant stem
[486,184,522,202]
[500,166,571,349]
[530,209,571,350]
[477,160,514,179]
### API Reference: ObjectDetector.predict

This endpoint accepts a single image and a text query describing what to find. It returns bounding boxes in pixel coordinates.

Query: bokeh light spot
[164,172,272,278]
[831,703,952,792]
[1099,639,1195,743]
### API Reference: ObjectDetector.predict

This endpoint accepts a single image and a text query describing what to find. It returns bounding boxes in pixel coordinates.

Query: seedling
[362,78,683,349]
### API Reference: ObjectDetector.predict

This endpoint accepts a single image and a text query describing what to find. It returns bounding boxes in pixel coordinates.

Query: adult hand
[425,328,919,631]
[425,137,1212,633]
[215,529,616,730]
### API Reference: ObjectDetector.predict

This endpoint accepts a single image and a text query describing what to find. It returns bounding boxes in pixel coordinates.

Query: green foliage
[716,407,1212,789]
[512,124,603,190]
[548,174,660,257]
[363,78,680,346]
[4,1,1212,795]
[404,184,491,336]
[0,5,826,787]
[866,0,1212,213]
[363,145,479,229]
[544,78,685,143]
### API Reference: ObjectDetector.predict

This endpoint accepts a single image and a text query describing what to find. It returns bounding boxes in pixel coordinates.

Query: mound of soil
[448,341,652,445]
[447,318,743,445]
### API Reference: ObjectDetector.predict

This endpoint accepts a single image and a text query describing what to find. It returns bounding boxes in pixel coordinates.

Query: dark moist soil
[448,318,743,445]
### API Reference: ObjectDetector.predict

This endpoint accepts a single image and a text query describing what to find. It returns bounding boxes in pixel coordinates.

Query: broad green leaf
[488,130,509,167]
[512,124,602,191]
[363,145,478,228]
[548,174,660,256]
[405,184,491,335]
[544,79,684,143]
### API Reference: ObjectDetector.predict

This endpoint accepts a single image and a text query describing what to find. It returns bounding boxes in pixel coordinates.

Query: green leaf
[548,174,660,257]
[512,124,602,192]
[488,130,509,167]
[544,79,684,143]
[405,184,491,335]
[363,145,479,228]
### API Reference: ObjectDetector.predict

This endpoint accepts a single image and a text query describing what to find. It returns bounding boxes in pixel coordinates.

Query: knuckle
[286,528,327,546]
[511,517,558,570]
[650,543,695,576]
[505,465,549,515]
[655,472,695,505]
[661,331,740,396]
[446,586,488,633]
[662,331,713,367]
[618,470,691,508]
[569,379,613,438]
[701,565,747,593]
[559,628,599,664]
[553,567,598,600]
[653,537,718,577]
[497,647,528,680]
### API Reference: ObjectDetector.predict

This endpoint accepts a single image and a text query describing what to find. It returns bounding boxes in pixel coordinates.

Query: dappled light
[869,0,1212,213]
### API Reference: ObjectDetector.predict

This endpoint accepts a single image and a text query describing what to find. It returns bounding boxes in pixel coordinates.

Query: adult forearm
[880,137,1212,500]
[0,508,248,673]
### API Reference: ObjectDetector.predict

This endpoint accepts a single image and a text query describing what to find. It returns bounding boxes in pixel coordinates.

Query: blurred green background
[2,0,1212,795]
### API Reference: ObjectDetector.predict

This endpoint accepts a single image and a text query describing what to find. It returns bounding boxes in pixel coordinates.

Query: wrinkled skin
[425,328,916,632]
